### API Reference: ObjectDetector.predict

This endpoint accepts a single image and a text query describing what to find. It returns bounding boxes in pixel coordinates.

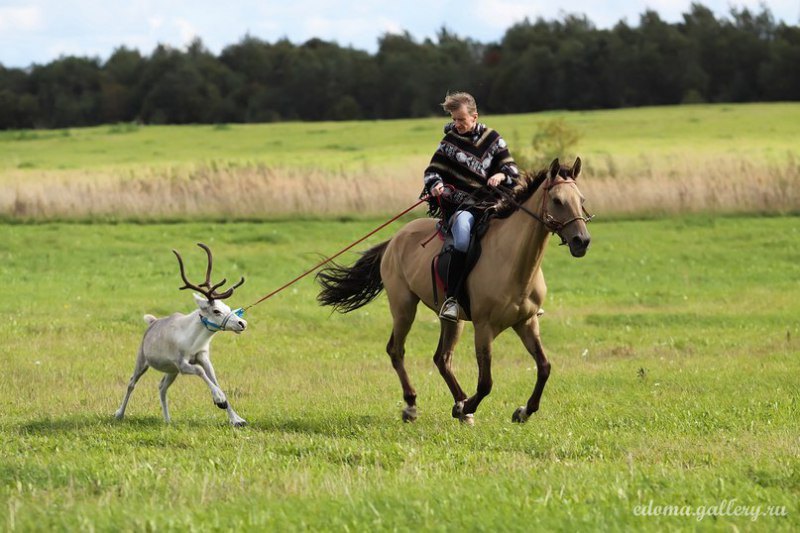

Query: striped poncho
[422,122,519,219]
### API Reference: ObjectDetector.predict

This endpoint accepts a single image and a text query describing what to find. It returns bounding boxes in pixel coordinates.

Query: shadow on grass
[15,411,388,438]
[17,414,165,434]
[249,413,383,437]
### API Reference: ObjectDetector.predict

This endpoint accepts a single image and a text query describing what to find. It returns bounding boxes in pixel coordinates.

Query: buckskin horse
[317,158,591,424]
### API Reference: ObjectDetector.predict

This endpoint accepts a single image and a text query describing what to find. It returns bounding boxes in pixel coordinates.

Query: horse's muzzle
[569,234,591,257]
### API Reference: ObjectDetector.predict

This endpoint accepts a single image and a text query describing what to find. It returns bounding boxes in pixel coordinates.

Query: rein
[489,178,593,244]
[242,197,429,311]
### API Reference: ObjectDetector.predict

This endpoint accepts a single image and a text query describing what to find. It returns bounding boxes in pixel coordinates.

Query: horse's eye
[213,310,222,315]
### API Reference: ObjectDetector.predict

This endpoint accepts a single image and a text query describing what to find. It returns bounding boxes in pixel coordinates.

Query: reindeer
[114,243,248,426]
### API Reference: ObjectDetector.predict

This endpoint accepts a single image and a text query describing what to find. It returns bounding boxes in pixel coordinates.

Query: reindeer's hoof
[216,401,229,410]
[451,401,466,419]
[232,420,247,428]
[113,411,124,420]
[512,406,530,423]
[402,406,418,422]
[460,413,475,426]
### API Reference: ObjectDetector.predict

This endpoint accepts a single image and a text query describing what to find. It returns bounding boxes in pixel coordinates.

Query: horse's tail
[316,240,390,313]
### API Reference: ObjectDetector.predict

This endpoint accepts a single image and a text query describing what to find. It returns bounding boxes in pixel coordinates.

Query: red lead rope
[243,197,429,311]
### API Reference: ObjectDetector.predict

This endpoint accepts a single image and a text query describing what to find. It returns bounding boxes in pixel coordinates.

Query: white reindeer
[115,243,249,426]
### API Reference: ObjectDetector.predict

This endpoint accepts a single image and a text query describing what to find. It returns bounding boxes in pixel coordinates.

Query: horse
[317,158,591,424]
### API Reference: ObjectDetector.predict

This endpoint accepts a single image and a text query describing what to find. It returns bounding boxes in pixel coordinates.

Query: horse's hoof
[512,406,529,423]
[402,406,418,423]
[451,401,465,419]
[232,420,247,428]
[215,401,229,410]
[460,413,475,426]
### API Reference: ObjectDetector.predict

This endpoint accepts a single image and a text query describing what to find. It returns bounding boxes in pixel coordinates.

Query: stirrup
[439,297,459,322]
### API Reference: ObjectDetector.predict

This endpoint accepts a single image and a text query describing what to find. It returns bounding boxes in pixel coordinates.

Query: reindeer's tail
[316,240,389,313]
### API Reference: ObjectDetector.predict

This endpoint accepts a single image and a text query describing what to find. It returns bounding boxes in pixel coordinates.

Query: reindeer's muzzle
[222,308,247,334]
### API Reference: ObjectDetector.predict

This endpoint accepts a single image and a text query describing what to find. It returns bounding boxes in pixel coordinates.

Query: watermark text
[633,499,788,522]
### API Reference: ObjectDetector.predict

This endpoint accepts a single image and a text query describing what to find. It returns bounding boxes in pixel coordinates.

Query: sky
[1,0,798,68]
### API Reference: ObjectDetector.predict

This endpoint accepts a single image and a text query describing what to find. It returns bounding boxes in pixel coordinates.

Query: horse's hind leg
[511,316,550,423]
[456,323,498,425]
[386,291,420,422]
[433,320,468,410]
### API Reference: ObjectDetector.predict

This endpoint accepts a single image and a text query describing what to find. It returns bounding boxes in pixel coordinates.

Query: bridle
[489,176,593,245]
[200,307,245,332]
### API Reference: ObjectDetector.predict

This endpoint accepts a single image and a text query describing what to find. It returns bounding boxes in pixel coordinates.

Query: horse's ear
[549,158,560,179]
[572,157,582,180]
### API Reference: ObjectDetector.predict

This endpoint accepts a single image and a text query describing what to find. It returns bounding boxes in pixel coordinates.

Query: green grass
[1,103,798,173]
[1,215,798,530]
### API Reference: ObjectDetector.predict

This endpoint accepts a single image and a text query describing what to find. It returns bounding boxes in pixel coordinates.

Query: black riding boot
[439,249,467,322]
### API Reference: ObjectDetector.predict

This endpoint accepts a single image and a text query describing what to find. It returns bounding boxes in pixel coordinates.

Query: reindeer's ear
[549,158,560,179]
[193,293,211,309]
[572,157,582,180]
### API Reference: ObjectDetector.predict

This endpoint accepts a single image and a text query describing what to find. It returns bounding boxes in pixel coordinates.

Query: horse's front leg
[455,324,497,425]
[511,316,551,423]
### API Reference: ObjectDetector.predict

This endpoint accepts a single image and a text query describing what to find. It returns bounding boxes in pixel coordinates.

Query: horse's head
[543,157,592,257]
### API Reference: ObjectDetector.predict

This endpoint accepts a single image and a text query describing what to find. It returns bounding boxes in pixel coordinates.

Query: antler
[172,243,245,301]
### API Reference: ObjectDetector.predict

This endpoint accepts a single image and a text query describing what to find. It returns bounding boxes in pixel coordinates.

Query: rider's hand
[487,173,505,187]
[431,182,445,197]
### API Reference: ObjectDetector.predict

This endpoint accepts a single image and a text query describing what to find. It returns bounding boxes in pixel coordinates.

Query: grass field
[2,103,799,172]
[1,103,799,220]
[1,215,798,530]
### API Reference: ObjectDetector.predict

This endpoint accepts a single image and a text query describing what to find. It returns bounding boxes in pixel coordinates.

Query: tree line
[0,3,797,129]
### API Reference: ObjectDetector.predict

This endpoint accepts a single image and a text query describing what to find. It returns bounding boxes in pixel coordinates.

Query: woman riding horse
[318,157,592,424]
[422,92,520,322]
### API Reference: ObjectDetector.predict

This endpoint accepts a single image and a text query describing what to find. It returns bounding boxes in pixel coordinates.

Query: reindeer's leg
[455,323,497,425]
[511,316,550,423]
[433,320,468,411]
[196,354,247,427]
[158,373,177,423]
[386,291,420,422]
[177,358,228,409]
[114,347,149,420]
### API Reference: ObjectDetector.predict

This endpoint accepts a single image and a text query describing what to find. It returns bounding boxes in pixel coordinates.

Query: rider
[422,92,520,322]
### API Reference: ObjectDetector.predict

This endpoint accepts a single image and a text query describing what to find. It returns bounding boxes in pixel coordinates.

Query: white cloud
[148,16,164,30]
[472,0,538,30]
[174,17,198,45]
[0,6,43,31]
[379,18,404,37]
[301,15,403,48]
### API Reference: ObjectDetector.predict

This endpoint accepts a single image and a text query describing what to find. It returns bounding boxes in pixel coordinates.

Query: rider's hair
[441,92,477,115]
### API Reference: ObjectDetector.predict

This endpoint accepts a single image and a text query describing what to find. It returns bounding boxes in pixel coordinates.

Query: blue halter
[200,308,244,332]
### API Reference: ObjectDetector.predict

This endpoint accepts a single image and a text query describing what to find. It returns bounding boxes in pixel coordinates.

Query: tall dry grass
[1,155,798,221]
[581,154,800,216]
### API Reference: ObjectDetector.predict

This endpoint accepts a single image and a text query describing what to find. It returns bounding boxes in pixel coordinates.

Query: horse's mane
[491,168,549,219]
[491,164,575,219]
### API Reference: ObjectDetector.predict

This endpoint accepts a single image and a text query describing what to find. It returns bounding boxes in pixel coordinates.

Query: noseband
[200,307,245,332]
